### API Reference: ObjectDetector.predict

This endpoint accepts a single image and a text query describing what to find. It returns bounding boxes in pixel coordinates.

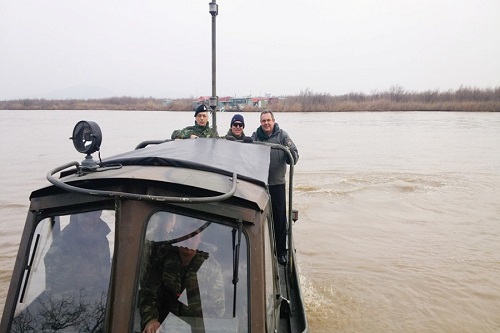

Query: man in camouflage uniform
[171,104,218,139]
[139,230,225,333]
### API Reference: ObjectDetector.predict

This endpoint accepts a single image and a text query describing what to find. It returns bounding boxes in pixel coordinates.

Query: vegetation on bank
[1,86,499,112]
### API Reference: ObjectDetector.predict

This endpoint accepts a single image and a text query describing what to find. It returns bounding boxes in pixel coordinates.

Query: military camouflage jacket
[171,122,218,139]
[139,242,225,330]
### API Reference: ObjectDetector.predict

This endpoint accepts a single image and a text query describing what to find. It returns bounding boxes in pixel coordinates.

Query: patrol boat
[0,119,309,332]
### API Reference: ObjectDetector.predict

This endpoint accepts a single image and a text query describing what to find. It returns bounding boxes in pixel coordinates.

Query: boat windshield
[10,210,115,332]
[135,211,249,333]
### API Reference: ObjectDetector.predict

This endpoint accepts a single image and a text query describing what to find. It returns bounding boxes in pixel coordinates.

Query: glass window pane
[11,210,114,332]
[137,212,248,333]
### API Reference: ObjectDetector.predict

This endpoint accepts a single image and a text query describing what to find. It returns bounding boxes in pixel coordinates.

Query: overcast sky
[1,0,499,100]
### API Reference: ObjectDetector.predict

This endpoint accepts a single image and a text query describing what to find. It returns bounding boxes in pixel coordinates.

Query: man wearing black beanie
[223,114,246,140]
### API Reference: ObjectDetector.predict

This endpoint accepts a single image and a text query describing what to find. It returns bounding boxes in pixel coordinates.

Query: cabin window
[10,210,114,333]
[135,211,249,333]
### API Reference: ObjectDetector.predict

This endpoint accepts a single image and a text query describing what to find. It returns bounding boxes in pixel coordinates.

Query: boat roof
[102,138,271,187]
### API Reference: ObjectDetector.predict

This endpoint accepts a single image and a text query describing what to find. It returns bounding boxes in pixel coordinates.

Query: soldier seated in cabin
[139,215,225,333]
[171,104,219,139]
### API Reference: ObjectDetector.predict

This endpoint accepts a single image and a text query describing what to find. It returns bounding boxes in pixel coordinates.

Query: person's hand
[190,134,199,139]
[142,319,161,333]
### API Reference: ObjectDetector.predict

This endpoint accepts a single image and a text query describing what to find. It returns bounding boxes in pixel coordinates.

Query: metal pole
[209,1,218,133]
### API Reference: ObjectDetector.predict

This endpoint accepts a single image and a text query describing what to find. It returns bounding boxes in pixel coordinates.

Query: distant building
[192,95,284,111]
[192,96,211,110]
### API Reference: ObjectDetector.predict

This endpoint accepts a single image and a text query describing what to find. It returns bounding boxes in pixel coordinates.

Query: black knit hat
[194,104,208,116]
[230,114,245,128]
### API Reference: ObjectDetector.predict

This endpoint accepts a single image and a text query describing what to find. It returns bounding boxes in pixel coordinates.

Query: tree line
[1,86,499,112]
[274,86,500,112]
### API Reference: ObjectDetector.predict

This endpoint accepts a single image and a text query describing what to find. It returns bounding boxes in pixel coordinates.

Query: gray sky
[1,0,499,100]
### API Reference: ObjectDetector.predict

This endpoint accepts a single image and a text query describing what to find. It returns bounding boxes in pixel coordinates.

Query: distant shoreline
[1,87,499,112]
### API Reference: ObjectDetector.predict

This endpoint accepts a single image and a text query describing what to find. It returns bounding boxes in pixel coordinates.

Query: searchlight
[70,120,102,168]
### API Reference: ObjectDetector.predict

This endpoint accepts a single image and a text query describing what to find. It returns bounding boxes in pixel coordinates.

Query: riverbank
[1,87,499,112]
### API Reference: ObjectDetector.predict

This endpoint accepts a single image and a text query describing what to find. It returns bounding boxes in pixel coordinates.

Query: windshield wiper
[231,219,243,318]
[19,233,41,303]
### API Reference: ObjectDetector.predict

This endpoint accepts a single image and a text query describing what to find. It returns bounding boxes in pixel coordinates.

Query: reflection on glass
[11,211,114,333]
[138,212,248,333]
[45,211,111,297]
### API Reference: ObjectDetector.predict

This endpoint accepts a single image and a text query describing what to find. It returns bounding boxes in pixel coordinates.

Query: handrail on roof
[46,161,238,204]
[48,141,296,273]
[134,139,170,150]
[252,142,296,275]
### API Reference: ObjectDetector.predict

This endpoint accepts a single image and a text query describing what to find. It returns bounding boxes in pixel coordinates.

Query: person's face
[260,113,275,135]
[231,121,244,136]
[195,112,209,126]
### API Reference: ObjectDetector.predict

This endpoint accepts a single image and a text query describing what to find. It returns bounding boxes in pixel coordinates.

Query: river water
[1,110,499,332]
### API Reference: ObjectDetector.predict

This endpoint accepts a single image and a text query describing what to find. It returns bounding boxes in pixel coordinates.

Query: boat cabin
[1,121,308,333]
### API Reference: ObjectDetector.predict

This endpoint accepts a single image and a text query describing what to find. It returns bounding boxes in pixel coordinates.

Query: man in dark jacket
[251,110,299,265]
[44,211,111,299]
[171,104,218,139]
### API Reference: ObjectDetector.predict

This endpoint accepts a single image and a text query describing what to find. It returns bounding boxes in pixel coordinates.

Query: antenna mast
[209,1,218,133]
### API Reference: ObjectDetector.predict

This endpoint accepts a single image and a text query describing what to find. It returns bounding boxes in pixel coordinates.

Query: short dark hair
[260,110,275,121]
